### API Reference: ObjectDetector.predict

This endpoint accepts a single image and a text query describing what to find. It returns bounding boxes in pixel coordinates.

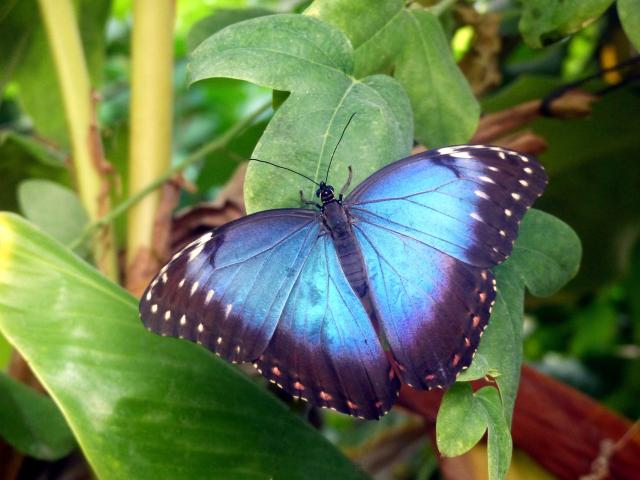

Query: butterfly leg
[300,190,321,209]
[339,166,353,201]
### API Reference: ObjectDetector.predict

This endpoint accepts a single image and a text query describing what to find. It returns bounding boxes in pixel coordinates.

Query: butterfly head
[316,182,336,204]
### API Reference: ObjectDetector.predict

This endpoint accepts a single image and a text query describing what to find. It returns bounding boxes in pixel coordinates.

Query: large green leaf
[190,14,413,213]
[0,372,76,460]
[618,0,640,51]
[0,213,368,480]
[519,0,615,48]
[306,0,479,146]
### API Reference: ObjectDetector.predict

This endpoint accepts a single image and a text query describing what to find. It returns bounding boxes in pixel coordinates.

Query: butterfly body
[140,145,547,419]
[318,185,370,300]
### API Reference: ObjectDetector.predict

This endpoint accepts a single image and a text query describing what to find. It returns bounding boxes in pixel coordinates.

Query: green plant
[1,0,639,478]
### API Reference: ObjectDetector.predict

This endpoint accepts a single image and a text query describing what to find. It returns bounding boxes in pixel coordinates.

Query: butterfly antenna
[325,112,357,183]
[250,158,320,186]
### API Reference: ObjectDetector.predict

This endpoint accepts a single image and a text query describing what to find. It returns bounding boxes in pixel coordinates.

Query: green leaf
[437,385,512,480]
[0,213,368,480]
[436,383,487,457]
[395,9,479,147]
[18,179,89,251]
[187,8,273,53]
[190,14,413,213]
[0,372,76,460]
[305,0,405,71]
[509,210,582,297]
[306,1,479,146]
[477,265,523,426]
[618,0,640,51]
[519,0,615,48]
[475,387,512,480]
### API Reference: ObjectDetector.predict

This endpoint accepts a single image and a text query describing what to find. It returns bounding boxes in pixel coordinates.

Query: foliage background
[0,0,639,479]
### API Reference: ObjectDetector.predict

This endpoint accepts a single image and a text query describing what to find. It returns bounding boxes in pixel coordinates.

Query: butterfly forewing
[346,145,547,267]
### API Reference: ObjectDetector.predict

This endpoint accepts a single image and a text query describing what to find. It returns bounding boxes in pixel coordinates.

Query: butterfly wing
[347,145,548,267]
[140,209,398,419]
[345,145,547,389]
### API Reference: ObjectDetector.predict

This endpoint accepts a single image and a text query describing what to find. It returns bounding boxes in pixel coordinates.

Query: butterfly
[139,143,546,419]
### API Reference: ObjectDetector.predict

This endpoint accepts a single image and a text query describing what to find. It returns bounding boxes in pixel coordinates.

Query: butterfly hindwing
[257,235,399,419]
[140,209,398,419]
[353,220,495,388]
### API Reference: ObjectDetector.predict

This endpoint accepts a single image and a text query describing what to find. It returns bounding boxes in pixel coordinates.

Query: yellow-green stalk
[38,0,119,281]
[126,0,176,269]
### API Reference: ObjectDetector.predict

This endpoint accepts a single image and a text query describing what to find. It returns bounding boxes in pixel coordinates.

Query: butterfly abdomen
[322,201,369,298]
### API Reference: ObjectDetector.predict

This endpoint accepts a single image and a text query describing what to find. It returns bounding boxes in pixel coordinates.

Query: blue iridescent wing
[139,210,399,419]
[345,145,547,389]
[347,145,548,267]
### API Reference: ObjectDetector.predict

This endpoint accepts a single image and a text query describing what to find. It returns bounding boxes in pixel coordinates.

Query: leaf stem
[37,0,119,281]
[68,101,270,251]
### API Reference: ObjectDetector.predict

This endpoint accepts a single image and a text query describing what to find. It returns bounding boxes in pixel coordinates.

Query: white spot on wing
[452,151,473,159]
[178,278,185,288]
[524,167,533,174]
[470,212,483,222]
[151,304,158,314]
[164,310,171,321]
[498,152,506,160]
[188,244,204,262]
[225,304,233,318]
[488,166,499,172]
[161,272,168,284]
[437,146,460,155]
[198,323,204,332]
[505,209,512,217]
[511,192,521,200]
[519,179,529,187]
[179,314,186,325]
[474,190,489,200]
[190,281,199,296]
[205,289,214,305]
[479,176,495,184]
[197,232,213,244]
[145,291,151,301]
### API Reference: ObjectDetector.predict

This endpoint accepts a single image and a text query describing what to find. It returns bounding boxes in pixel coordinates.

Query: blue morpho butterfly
[139,116,547,419]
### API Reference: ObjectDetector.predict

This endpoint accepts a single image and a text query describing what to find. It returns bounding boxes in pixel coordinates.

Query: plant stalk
[126,0,176,268]
[37,0,119,281]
